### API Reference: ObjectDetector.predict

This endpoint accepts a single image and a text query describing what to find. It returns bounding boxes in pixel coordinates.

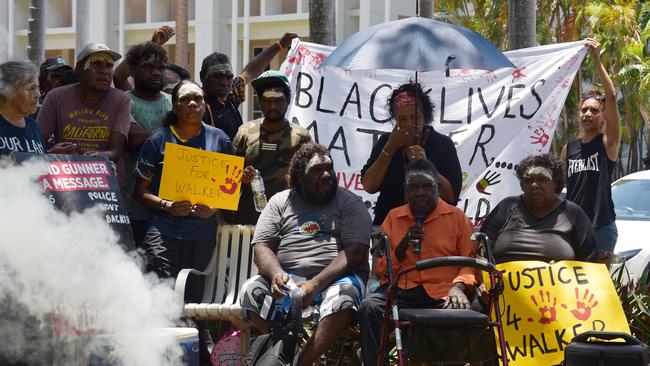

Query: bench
[174,224,257,358]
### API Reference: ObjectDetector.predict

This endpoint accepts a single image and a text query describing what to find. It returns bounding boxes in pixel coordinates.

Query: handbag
[564,331,650,366]
[244,288,305,366]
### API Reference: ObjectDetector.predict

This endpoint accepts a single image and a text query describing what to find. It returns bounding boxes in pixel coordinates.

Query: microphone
[413,214,426,254]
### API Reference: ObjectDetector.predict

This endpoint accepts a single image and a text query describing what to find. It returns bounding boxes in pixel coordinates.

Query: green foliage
[303,320,362,365]
[611,263,650,342]
[439,0,650,173]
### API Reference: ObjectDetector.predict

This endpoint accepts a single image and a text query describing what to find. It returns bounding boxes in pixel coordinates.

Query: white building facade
[0,0,419,119]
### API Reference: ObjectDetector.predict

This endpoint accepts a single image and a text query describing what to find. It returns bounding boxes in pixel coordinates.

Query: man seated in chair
[239,142,372,366]
[359,159,478,366]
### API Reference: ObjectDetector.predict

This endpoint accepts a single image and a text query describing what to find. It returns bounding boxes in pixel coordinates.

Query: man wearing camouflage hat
[227,70,311,224]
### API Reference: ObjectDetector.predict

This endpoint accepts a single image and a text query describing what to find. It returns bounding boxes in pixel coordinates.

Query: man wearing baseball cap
[200,32,299,140]
[37,42,131,184]
[38,57,73,103]
[227,70,311,224]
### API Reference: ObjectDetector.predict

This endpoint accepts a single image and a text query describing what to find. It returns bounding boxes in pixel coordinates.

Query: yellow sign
[487,261,630,366]
[158,143,244,210]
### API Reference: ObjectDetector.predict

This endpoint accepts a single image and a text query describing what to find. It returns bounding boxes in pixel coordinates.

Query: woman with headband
[361,81,462,225]
[560,38,621,264]
[481,154,598,264]
[133,79,233,363]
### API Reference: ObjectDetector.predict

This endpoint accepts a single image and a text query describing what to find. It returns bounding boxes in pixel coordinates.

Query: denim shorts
[593,221,618,253]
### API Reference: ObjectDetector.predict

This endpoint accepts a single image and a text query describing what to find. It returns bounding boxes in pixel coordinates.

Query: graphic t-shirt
[125,91,172,220]
[228,119,312,224]
[0,115,45,155]
[37,84,131,153]
[565,134,616,227]
[252,187,373,282]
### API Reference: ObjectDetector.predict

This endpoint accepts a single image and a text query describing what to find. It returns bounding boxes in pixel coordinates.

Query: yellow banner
[158,143,244,210]
[488,261,630,366]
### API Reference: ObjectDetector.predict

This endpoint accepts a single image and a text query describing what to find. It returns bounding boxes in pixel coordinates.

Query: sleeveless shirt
[565,134,616,227]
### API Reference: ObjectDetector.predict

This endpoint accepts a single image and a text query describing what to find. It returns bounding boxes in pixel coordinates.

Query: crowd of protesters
[0,31,619,365]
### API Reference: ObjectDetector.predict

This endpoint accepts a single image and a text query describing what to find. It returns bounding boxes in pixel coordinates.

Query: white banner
[280,40,587,224]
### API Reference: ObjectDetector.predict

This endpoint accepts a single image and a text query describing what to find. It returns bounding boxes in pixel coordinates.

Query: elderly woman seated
[481,154,598,264]
[359,159,477,366]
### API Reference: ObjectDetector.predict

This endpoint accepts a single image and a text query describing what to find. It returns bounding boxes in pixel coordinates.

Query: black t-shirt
[480,196,598,264]
[361,126,462,225]
[565,134,616,227]
[202,94,242,140]
[0,115,46,155]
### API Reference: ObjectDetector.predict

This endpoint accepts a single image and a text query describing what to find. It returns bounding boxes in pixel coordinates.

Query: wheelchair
[370,231,509,366]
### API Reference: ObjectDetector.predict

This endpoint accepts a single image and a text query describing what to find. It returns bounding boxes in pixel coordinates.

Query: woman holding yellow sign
[133,79,233,363]
[481,154,598,264]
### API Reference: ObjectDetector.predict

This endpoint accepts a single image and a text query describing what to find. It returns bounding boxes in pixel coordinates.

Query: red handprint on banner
[561,288,599,321]
[530,128,550,147]
[218,165,242,195]
[511,67,527,83]
[530,290,557,324]
[481,70,497,82]
[286,46,327,68]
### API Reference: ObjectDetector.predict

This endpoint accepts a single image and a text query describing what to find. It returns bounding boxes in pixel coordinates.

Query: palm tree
[175,0,189,69]
[27,0,45,66]
[584,0,648,176]
[508,0,537,50]
[309,0,336,46]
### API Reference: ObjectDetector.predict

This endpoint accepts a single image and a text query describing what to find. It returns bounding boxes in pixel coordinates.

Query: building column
[241,0,250,120]
[0,0,13,63]
[75,0,90,57]
[230,0,239,73]
[359,0,370,30]
[194,0,225,79]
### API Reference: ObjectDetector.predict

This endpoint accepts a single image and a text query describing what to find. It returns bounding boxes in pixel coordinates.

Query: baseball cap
[251,70,290,94]
[76,43,122,65]
[40,57,72,74]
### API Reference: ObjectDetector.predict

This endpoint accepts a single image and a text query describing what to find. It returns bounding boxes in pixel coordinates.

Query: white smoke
[0,160,186,365]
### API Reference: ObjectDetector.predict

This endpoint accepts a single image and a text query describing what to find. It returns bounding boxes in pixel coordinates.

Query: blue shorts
[594,221,618,253]
[240,273,365,326]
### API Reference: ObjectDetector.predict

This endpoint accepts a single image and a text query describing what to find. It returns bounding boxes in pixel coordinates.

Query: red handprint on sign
[530,128,549,147]
[530,290,558,324]
[562,288,599,321]
[218,165,242,195]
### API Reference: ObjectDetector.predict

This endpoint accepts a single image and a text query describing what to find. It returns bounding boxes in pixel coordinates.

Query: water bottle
[251,169,267,212]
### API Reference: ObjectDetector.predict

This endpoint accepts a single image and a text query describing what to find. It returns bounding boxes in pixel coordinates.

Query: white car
[611,170,650,284]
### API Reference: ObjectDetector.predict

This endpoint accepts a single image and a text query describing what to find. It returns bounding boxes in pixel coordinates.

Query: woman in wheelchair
[359,159,479,366]
[480,154,598,264]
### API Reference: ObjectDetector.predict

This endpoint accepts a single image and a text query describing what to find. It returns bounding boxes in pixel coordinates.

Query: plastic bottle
[251,169,267,212]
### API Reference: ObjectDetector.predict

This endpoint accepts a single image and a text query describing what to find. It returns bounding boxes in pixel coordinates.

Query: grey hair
[0,61,38,104]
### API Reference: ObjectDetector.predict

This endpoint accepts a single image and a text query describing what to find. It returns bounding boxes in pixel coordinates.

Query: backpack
[244,288,304,366]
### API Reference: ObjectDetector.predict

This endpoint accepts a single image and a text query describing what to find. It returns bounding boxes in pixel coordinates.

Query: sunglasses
[581,106,601,114]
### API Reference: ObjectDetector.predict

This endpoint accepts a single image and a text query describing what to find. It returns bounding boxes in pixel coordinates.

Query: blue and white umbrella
[321,17,514,72]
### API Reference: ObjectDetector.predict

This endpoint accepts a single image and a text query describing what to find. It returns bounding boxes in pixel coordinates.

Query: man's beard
[301,180,337,205]
[264,109,286,124]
